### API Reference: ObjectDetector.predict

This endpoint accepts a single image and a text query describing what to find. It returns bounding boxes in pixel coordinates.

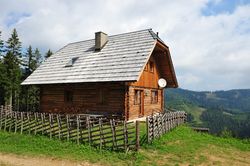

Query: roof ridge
[67,28,153,45]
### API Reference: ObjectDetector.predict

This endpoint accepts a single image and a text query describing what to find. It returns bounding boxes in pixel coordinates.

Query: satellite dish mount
[158,78,167,88]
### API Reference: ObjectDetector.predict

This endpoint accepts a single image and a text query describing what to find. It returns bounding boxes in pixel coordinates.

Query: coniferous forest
[0,29,52,111]
[165,88,250,138]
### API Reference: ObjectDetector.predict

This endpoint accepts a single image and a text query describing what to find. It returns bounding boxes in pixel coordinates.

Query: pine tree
[0,60,7,105]
[0,31,4,58]
[6,29,22,65]
[3,29,22,108]
[2,52,22,107]
[45,49,53,59]
[25,45,37,74]
[0,31,5,104]
[34,48,42,68]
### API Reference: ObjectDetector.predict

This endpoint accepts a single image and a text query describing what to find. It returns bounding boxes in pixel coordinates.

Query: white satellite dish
[158,78,167,88]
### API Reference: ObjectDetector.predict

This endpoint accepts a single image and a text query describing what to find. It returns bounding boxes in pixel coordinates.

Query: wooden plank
[135,120,140,151]
[76,115,80,144]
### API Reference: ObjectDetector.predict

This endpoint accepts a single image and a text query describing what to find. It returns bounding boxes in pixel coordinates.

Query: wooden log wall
[0,105,136,151]
[127,55,164,119]
[146,111,187,143]
[40,82,125,116]
[127,86,163,119]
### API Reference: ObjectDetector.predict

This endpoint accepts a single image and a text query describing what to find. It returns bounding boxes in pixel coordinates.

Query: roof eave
[156,40,178,88]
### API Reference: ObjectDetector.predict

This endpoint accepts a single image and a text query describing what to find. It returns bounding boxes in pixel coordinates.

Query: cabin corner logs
[0,105,186,151]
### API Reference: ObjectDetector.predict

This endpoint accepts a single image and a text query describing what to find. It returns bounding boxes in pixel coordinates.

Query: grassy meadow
[0,126,249,165]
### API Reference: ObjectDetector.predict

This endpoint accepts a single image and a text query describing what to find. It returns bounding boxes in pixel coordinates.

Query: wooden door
[139,90,144,117]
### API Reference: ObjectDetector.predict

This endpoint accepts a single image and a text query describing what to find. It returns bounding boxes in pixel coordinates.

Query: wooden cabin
[22,29,178,120]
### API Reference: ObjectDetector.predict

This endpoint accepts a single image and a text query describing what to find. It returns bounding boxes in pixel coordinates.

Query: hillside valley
[165,88,250,138]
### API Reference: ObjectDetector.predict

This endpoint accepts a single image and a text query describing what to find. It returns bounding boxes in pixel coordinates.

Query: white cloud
[0,0,250,91]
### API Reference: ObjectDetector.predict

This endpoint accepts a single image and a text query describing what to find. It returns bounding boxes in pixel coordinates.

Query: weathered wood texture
[40,82,125,116]
[129,55,160,89]
[146,111,187,143]
[153,41,178,88]
[0,105,136,151]
[127,86,163,120]
[125,55,164,120]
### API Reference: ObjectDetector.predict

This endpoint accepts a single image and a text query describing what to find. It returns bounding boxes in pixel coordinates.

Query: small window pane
[64,90,73,103]
[134,90,141,105]
[151,90,158,104]
[98,88,107,104]
[149,61,154,72]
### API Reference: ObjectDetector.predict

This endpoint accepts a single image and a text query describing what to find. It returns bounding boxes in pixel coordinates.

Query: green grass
[0,126,249,165]
[173,103,205,125]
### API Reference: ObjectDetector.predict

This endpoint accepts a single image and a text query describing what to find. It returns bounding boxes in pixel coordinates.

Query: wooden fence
[0,105,187,151]
[0,105,136,151]
[146,111,187,142]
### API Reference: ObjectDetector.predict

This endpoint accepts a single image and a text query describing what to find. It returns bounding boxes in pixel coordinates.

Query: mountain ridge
[165,88,250,112]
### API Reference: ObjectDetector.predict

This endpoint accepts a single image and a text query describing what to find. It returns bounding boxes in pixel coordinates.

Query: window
[64,90,73,103]
[65,57,79,67]
[134,90,141,105]
[98,88,107,104]
[149,61,154,73]
[151,90,158,104]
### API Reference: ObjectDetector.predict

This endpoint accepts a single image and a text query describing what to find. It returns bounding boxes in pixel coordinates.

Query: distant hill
[164,88,250,138]
[165,88,250,112]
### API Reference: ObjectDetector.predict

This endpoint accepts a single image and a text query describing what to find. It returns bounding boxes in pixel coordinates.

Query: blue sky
[4,12,31,27]
[202,0,250,16]
[0,0,250,91]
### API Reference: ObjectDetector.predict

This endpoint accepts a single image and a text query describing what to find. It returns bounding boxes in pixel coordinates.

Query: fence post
[57,114,61,140]
[86,116,92,144]
[34,113,37,135]
[146,117,150,143]
[14,112,17,133]
[135,120,140,151]
[123,120,128,151]
[0,107,3,129]
[76,115,80,145]
[66,114,70,141]
[20,112,24,134]
[4,110,8,131]
[49,114,52,139]
[110,119,116,150]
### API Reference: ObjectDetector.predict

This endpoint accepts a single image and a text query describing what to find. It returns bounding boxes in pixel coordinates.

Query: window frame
[151,90,158,104]
[64,90,73,104]
[134,89,141,105]
[149,61,154,73]
[97,87,108,105]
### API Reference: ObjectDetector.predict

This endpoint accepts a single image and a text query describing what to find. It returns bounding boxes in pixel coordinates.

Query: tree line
[0,29,53,111]
[200,108,250,138]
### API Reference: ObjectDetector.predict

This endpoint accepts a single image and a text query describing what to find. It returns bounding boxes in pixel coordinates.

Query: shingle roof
[22,29,159,85]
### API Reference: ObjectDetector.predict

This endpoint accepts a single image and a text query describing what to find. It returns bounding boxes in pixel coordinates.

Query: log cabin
[22,29,178,120]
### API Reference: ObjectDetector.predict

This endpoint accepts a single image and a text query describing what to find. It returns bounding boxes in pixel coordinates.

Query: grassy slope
[0,126,249,166]
[178,104,205,125]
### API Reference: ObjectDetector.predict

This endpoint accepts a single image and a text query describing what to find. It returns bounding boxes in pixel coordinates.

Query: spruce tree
[4,29,22,108]
[22,47,41,111]
[45,49,53,59]
[25,45,37,74]
[0,31,4,58]
[2,52,21,107]
[6,29,22,65]
[0,31,5,104]
[34,48,42,68]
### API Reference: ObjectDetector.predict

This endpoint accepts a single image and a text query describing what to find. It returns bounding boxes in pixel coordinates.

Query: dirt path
[0,153,99,166]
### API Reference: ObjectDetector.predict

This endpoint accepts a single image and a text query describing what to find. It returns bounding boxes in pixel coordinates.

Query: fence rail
[146,111,187,142]
[0,105,136,151]
[0,105,187,151]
